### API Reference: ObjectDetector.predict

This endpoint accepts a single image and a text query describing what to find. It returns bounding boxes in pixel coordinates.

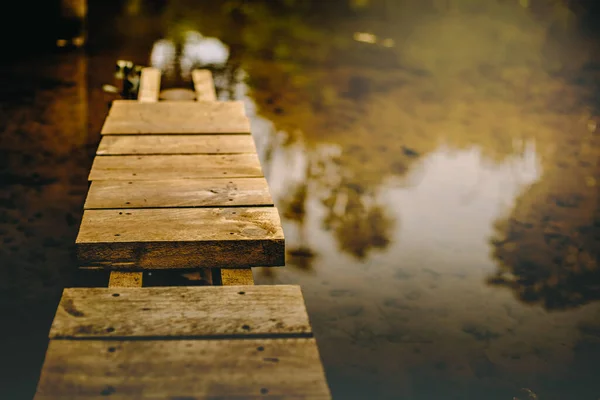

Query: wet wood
[137,67,161,103]
[221,268,255,285]
[88,154,264,181]
[50,286,309,338]
[97,134,257,155]
[108,272,143,288]
[84,178,273,209]
[35,338,331,399]
[101,101,250,134]
[193,69,217,101]
[76,207,285,269]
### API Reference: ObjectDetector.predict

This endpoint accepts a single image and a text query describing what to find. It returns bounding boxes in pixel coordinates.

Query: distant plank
[193,69,217,101]
[108,272,143,288]
[84,178,273,209]
[88,154,263,181]
[101,101,250,134]
[137,67,161,103]
[50,286,309,338]
[221,268,254,286]
[76,207,285,269]
[35,338,331,399]
[97,134,257,155]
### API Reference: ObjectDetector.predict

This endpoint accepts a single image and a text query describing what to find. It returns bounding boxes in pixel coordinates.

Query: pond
[0,1,598,399]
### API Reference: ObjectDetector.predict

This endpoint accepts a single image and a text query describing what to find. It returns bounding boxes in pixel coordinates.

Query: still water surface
[1,1,599,399]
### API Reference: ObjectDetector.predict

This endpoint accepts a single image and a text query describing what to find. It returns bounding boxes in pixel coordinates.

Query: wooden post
[220,268,255,286]
[138,68,161,103]
[192,69,217,101]
[108,271,143,288]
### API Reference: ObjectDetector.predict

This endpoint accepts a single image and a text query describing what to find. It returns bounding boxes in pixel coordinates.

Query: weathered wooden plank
[108,272,143,288]
[193,69,217,101]
[84,178,273,209]
[101,101,249,134]
[88,154,264,181]
[50,286,309,338]
[34,338,331,399]
[137,67,161,103]
[97,134,257,155]
[221,268,255,286]
[76,207,285,269]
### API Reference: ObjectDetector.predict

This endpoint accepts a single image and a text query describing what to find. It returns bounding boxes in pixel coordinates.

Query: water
[0,1,599,399]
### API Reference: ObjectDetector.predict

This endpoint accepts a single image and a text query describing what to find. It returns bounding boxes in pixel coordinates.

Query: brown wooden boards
[193,69,217,101]
[97,134,257,155]
[88,154,263,180]
[50,286,310,338]
[101,101,250,134]
[84,178,273,209]
[76,208,285,269]
[34,338,331,399]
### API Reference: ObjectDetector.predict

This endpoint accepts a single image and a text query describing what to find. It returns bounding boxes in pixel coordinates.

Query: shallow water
[1,1,599,399]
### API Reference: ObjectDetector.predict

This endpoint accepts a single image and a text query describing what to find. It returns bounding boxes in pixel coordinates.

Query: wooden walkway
[34,68,331,399]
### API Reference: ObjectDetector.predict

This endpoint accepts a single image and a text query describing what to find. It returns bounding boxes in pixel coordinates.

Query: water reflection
[195,1,600,398]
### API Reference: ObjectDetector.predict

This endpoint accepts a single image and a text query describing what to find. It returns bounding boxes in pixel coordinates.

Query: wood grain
[193,69,217,101]
[76,207,285,269]
[50,286,309,338]
[84,178,273,209]
[221,268,255,286]
[137,67,161,103]
[101,101,250,134]
[88,154,264,181]
[108,272,143,288]
[97,134,257,155]
[35,338,331,399]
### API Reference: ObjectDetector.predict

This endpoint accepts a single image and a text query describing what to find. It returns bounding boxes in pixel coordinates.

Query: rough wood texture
[221,268,255,286]
[76,207,285,269]
[101,101,250,134]
[84,178,273,209]
[34,338,331,399]
[88,154,263,181]
[50,286,309,338]
[108,272,143,288]
[193,69,217,101]
[137,67,161,103]
[97,134,257,155]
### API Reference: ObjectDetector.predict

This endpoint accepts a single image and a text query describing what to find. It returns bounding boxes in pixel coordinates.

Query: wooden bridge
[33,68,332,399]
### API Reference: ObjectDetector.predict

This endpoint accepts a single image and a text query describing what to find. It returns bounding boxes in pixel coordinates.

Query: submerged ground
[0,1,598,399]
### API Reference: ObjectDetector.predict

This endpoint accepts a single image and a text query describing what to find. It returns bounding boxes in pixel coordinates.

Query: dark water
[1,1,599,399]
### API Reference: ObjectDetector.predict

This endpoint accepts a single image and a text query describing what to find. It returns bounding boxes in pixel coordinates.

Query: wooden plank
[88,154,264,181]
[193,69,217,101]
[221,268,254,286]
[137,67,161,103]
[76,207,285,269]
[84,178,273,209]
[97,134,257,155]
[34,338,331,399]
[101,101,250,134]
[108,272,143,288]
[50,286,309,338]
